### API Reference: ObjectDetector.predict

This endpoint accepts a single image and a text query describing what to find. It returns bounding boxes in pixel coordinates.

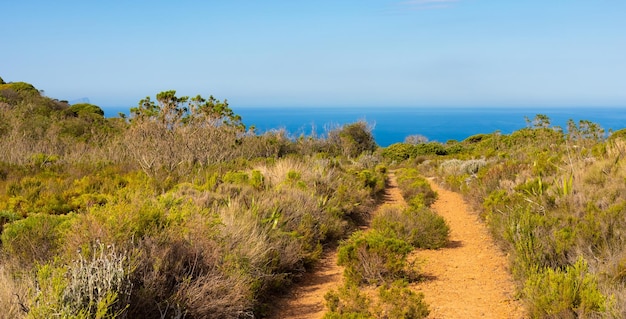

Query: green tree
[67,103,105,117]
[329,121,377,158]
[525,114,551,129]
[125,90,247,181]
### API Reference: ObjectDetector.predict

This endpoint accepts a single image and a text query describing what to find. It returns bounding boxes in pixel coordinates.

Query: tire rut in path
[413,179,527,318]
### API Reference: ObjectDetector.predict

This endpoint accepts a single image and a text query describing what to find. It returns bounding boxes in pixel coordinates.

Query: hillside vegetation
[1,77,624,318]
[0,79,384,318]
[383,115,626,318]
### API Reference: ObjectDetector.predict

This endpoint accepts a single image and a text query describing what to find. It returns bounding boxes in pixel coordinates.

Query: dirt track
[268,174,526,319]
[413,179,526,318]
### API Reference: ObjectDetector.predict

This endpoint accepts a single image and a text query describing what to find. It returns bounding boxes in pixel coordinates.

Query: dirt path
[267,248,342,319]
[413,179,527,318]
[268,175,526,319]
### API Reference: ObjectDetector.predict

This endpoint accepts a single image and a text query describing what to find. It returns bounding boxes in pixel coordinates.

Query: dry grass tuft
[0,264,27,319]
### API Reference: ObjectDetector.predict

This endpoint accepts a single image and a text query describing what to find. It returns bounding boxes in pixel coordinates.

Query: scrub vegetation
[0,79,384,318]
[322,169,448,319]
[383,114,626,318]
[2,76,624,318]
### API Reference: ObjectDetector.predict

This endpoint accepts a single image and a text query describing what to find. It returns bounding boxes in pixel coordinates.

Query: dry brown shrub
[128,232,222,318]
[607,139,625,158]
[61,214,112,259]
[176,272,255,319]
[254,157,308,187]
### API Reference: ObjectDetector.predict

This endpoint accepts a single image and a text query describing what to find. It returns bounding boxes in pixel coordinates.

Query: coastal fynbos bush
[176,272,255,319]
[27,251,131,319]
[327,121,377,158]
[524,258,607,318]
[381,143,414,162]
[324,280,429,319]
[440,158,487,176]
[372,206,449,250]
[375,280,429,319]
[62,243,132,318]
[324,284,373,319]
[337,231,413,285]
[1,213,74,267]
[395,168,437,207]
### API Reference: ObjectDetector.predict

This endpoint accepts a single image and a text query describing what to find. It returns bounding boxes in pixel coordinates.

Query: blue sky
[2,0,625,109]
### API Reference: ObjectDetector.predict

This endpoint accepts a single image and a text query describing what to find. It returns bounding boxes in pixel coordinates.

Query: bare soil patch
[267,248,342,319]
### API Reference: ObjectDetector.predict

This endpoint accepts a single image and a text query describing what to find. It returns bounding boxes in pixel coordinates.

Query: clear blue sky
[2,0,625,109]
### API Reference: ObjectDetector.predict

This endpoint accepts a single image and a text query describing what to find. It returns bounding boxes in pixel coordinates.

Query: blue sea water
[103,106,626,147]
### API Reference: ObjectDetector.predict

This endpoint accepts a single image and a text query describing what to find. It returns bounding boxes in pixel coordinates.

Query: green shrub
[464,133,490,144]
[337,231,413,285]
[524,258,607,318]
[0,209,21,233]
[1,213,75,266]
[222,171,249,184]
[504,205,562,277]
[381,143,414,162]
[250,170,265,189]
[325,280,429,319]
[372,206,449,250]
[328,121,377,158]
[396,168,438,207]
[67,103,105,117]
[375,280,429,319]
[414,142,447,156]
[324,284,373,319]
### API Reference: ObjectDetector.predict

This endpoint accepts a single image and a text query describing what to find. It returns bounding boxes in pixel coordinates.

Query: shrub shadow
[446,240,463,249]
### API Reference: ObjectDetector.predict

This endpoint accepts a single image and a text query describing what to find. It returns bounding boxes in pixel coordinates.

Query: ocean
[103,106,626,147]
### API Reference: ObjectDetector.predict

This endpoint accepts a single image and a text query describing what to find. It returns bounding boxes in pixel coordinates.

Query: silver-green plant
[62,243,133,318]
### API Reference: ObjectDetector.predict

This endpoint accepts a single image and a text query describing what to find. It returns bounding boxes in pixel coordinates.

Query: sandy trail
[267,248,342,319]
[413,179,526,318]
[268,174,526,319]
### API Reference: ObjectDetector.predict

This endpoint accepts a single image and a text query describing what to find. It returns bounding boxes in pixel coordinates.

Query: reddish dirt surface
[268,174,527,319]
[412,179,527,318]
[267,248,343,319]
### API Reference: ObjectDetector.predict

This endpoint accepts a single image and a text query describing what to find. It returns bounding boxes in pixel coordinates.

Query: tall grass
[0,264,26,319]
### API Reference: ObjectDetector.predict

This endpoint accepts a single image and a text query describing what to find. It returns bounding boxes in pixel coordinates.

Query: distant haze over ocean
[103,106,626,147]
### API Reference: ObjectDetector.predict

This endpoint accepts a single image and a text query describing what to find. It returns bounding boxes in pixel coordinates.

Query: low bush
[524,258,607,318]
[337,231,413,285]
[375,280,429,319]
[26,245,132,319]
[324,280,429,319]
[372,206,449,250]
[324,284,373,319]
[1,213,75,267]
[440,158,487,176]
[381,143,414,162]
[395,168,438,207]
